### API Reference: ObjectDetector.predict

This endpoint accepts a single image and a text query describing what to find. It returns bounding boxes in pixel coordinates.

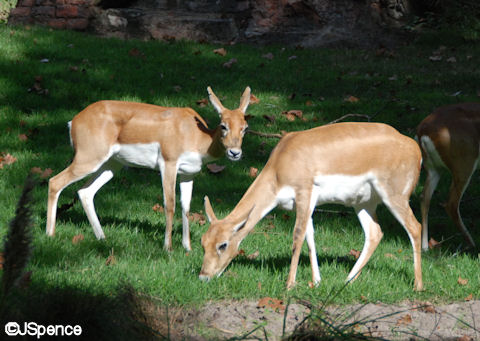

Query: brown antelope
[200,122,423,290]
[46,87,251,251]
[417,103,480,250]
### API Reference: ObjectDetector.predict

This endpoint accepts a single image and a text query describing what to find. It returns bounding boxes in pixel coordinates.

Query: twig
[327,113,371,125]
[247,129,283,139]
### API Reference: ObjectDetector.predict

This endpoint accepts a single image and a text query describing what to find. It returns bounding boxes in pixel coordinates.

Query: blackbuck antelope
[200,122,423,290]
[46,87,251,251]
[417,103,480,250]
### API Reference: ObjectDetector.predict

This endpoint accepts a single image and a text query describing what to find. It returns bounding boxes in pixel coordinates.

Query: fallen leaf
[263,114,275,123]
[189,212,206,225]
[349,249,361,259]
[262,52,274,60]
[458,276,468,286]
[308,281,315,289]
[344,95,359,103]
[429,55,442,62]
[418,301,436,313]
[249,167,258,178]
[207,163,225,174]
[18,134,28,141]
[384,253,397,259]
[213,48,227,56]
[196,98,208,107]
[247,250,260,260]
[465,294,473,301]
[305,100,313,106]
[238,249,246,256]
[173,85,182,92]
[257,282,262,290]
[457,335,473,341]
[128,48,145,58]
[0,153,17,169]
[396,314,412,326]
[105,249,116,266]
[428,237,440,249]
[41,168,52,179]
[249,94,260,104]
[223,58,237,68]
[72,234,84,244]
[257,297,285,312]
[281,213,290,221]
[282,110,303,121]
[152,203,164,213]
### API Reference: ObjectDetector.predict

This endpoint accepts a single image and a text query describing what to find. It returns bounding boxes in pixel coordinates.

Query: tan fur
[417,103,480,250]
[46,87,251,251]
[200,122,423,291]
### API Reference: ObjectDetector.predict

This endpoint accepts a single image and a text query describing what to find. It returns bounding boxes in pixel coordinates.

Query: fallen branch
[247,129,283,139]
[327,113,371,125]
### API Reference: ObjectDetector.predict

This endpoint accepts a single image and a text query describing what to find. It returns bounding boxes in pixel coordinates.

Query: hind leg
[347,204,382,283]
[77,161,121,239]
[420,166,441,251]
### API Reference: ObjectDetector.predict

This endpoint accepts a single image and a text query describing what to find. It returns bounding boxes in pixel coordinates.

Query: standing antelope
[46,87,251,251]
[417,103,480,250]
[200,122,423,290]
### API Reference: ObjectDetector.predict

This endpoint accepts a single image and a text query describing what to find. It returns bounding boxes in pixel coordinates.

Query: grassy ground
[1,24,479,317]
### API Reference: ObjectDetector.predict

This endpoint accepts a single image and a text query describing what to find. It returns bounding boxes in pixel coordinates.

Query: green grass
[1,25,479,311]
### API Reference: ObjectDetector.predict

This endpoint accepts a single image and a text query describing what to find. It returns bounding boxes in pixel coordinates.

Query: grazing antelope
[417,103,480,250]
[200,122,423,290]
[46,87,251,251]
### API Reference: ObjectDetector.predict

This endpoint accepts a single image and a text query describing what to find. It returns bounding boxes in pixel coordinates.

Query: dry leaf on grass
[249,167,258,178]
[396,314,412,326]
[196,98,208,107]
[207,163,225,174]
[249,93,260,104]
[213,47,227,56]
[152,203,164,213]
[72,234,84,245]
[282,110,303,121]
[30,167,53,179]
[0,153,17,169]
[189,212,206,225]
[257,297,285,312]
[457,276,468,286]
[105,249,116,266]
[247,250,260,260]
[344,95,359,103]
[465,294,473,301]
[349,249,361,260]
[428,237,440,249]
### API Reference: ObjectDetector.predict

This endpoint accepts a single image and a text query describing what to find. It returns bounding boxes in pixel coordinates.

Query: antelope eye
[220,124,228,131]
[217,242,228,253]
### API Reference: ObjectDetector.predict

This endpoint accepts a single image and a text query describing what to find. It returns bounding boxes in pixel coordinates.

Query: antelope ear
[207,86,226,116]
[204,196,218,223]
[238,86,251,114]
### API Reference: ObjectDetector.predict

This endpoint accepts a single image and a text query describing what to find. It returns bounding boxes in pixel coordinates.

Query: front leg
[286,191,313,289]
[161,161,177,252]
[180,179,193,251]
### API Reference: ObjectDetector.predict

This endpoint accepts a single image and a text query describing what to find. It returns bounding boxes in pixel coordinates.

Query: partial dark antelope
[417,102,480,250]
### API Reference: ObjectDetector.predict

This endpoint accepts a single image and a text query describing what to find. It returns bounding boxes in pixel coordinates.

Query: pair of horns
[207,86,251,115]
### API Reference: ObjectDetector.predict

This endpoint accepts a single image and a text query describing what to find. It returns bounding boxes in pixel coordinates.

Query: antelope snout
[227,148,242,161]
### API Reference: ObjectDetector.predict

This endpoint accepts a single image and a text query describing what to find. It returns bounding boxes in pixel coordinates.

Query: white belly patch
[313,174,378,207]
[113,143,161,169]
[177,152,204,175]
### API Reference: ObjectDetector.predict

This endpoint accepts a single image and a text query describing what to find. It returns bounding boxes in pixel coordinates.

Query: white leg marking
[421,168,440,251]
[180,180,193,251]
[347,207,381,282]
[305,217,321,284]
[78,170,114,239]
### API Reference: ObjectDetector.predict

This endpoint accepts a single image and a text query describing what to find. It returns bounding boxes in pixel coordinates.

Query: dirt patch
[142,299,480,340]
